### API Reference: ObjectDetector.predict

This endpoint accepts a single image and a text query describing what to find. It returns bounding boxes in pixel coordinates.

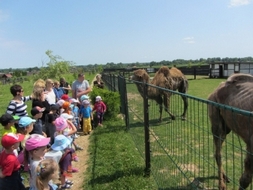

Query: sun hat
[56,99,65,107]
[61,94,70,101]
[60,113,74,120]
[1,133,25,148]
[82,100,90,105]
[31,106,45,116]
[96,96,102,102]
[0,113,19,126]
[69,98,79,104]
[51,135,71,151]
[25,134,50,151]
[80,95,89,102]
[54,117,68,131]
[18,116,36,128]
[62,102,71,109]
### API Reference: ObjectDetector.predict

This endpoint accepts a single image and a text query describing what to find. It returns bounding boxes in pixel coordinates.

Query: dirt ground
[68,75,97,189]
[70,132,90,189]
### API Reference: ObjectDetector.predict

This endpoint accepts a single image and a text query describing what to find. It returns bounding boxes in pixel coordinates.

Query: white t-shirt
[45,90,56,105]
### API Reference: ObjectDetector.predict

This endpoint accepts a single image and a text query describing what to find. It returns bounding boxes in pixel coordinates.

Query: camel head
[131,69,150,83]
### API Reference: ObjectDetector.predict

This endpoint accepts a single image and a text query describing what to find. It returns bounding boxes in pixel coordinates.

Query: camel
[131,66,188,121]
[208,73,253,190]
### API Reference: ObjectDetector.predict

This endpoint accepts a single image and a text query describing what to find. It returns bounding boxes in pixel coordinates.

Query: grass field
[125,77,251,189]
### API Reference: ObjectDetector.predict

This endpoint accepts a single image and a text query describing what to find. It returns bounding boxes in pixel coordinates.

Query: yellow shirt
[0,126,17,149]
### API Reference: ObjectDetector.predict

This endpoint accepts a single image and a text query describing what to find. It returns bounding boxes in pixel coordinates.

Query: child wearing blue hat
[16,116,36,150]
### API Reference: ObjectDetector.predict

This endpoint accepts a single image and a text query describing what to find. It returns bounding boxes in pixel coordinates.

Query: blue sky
[0,0,252,69]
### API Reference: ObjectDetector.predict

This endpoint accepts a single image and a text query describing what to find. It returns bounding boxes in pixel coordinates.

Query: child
[50,135,74,189]
[92,96,106,126]
[45,104,60,145]
[80,100,93,135]
[60,113,83,151]
[69,98,80,132]
[17,116,36,150]
[30,106,46,136]
[0,133,25,190]
[36,159,59,190]
[0,114,19,150]
[24,134,57,190]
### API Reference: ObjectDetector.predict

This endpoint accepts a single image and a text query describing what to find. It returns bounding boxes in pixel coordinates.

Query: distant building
[1,73,13,84]
[209,61,253,78]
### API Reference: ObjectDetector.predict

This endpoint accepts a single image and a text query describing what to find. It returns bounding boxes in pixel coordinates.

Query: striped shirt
[6,96,31,117]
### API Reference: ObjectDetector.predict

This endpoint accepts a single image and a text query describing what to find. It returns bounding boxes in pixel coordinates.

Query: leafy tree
[34,50,74,80]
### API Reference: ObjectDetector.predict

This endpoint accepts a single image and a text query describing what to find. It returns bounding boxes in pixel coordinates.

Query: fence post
[143,82,151,177]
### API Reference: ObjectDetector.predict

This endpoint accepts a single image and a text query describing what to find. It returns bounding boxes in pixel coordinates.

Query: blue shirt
[80,106,92,118]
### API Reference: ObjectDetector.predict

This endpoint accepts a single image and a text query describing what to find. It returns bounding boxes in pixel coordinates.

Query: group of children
[0,91,107,189]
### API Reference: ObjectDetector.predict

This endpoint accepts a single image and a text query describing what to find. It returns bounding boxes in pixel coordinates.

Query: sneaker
[72,168,79,172]
[74,134,79,139]
[61,183,72,189]
[75,146,83,151]
[65,179,74,185]
[73,156,78,162]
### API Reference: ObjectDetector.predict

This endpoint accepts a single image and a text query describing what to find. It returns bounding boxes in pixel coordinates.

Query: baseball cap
[0,114,19,126]
[1,133,25,148]
[96,96,102,102]
[50,104,60,111]
[60,113,74,120]
[31,106,45,116]
[56,99,65,107]
[82,100,90,105]
[62,102,71,109]
[54,117,68,131]
[51,134,71,151]
[80,95,89,102]
[18,116,36,128]
[61,94,70,101]
[25,134,50,151]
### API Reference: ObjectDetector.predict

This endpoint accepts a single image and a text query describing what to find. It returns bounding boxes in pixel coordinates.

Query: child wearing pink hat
[23,134,59,190]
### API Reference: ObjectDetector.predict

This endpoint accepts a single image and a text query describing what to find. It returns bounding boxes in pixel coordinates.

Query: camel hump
[227,73,253,84]
[157,66,170,77]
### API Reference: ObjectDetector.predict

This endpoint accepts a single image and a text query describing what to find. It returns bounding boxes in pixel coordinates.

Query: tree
[34,50,74,80]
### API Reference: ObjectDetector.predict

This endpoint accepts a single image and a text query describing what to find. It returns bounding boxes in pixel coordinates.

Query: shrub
[90,87,120,120]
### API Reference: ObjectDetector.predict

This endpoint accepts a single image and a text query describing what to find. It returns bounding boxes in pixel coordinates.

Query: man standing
[72,73,91,100]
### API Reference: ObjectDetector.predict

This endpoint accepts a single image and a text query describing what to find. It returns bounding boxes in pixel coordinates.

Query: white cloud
[0,10,9,22]
[183,37,195,44]
[229,0,251,7]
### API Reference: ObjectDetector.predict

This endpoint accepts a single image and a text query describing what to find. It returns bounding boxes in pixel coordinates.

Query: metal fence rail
[103,73,253,190]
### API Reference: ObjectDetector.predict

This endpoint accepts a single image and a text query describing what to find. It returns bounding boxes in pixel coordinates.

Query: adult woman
[44,79,56,105]
[93,74,104,89]
[60,77,71,95]
[6,84,32,117]
[53,80,65,102]
[32,88,50,125]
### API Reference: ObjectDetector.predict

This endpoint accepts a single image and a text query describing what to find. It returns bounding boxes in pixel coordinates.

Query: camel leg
[156,96,163,122]
[238,136,253,190]
[210,108,230,189]
[163,93,175,120]
[180,94,188,120]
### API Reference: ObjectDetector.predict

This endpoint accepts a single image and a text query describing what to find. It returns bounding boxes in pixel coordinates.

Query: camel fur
[208,73,253,190]
[131,66,188,121]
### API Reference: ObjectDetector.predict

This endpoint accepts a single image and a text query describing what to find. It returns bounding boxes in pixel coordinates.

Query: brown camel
[208,73,253,190]
[131,66,188,121]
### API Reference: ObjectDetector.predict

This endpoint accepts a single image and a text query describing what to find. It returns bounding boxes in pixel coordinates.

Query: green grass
[126,77,247,189]
[84,120,158,190]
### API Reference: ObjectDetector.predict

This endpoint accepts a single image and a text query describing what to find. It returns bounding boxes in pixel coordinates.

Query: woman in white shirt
[45,79,56,105]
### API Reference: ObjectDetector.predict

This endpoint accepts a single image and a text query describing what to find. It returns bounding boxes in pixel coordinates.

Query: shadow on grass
[88,167,146,186]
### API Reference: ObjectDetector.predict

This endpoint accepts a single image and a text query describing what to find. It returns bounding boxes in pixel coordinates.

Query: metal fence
[102,73,253,190]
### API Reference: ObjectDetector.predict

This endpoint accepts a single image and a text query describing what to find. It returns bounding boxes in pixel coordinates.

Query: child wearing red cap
[0,133,25,190]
